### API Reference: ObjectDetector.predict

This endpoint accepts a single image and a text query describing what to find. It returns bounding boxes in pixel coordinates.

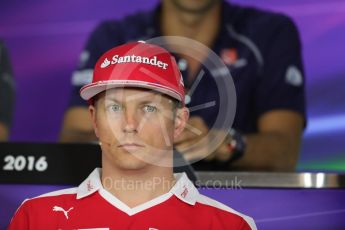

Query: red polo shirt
[8,168,256,230]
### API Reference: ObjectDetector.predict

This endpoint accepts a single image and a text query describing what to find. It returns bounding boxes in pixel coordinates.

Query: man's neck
[101,161,175,208]
[160,1,221,48]
[160,1,221,79]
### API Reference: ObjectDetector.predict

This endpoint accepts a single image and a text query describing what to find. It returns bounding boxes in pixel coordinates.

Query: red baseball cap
[80,41,185,104]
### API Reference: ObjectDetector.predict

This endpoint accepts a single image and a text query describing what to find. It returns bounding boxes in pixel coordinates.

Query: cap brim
[80,80,183,102]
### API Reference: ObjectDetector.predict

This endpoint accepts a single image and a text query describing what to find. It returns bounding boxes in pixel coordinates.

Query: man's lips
[118,143,145,149]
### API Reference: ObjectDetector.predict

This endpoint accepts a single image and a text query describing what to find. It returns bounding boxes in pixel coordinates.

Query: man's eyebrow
[125,90,159,102]
[104,96,161,105]
[138,100,160,105]
[104,97,122,104]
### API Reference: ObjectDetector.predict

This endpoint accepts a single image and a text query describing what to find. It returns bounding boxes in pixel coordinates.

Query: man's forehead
[103,88,168,103]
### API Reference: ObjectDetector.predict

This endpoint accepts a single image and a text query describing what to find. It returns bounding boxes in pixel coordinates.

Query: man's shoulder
[223,2,299,69]
[20,187,78,209]
[8,187,80,228]
[194,193,256,229]
[226,3,297,38]
[228,3,294,25]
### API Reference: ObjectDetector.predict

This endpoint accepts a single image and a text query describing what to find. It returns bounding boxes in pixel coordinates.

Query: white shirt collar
[77,168,199,205]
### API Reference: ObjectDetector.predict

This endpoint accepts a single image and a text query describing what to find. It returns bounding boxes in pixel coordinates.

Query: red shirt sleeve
[8,201,30,230]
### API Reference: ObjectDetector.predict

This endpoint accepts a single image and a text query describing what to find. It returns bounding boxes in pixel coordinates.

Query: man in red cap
[9,42,256,229]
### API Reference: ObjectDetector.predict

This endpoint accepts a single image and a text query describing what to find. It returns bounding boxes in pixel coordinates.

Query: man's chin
[171,0,219,14]
[113,150,150,169]
[105,147,172,169]
[116,162,148,171]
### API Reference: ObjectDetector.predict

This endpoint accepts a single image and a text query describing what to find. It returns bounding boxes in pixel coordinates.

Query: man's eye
[110,104,122,112]
[143,105,157,113]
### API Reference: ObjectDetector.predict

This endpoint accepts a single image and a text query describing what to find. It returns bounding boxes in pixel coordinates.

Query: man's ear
[174,107,189,139]
[89,104,99,138]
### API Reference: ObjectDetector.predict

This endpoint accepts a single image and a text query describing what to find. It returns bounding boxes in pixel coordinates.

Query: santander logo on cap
[80,41,185,105]
[100,54,169,70]
[100,58,111,68]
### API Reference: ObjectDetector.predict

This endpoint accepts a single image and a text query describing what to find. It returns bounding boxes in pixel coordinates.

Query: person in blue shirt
[60,0,306,171]
[0,40,15,141]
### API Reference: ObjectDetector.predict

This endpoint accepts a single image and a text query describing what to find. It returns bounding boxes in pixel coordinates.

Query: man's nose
[122,109,139,133]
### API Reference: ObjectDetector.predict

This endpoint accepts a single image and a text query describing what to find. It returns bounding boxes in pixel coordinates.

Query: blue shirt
[69,2,305,137]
